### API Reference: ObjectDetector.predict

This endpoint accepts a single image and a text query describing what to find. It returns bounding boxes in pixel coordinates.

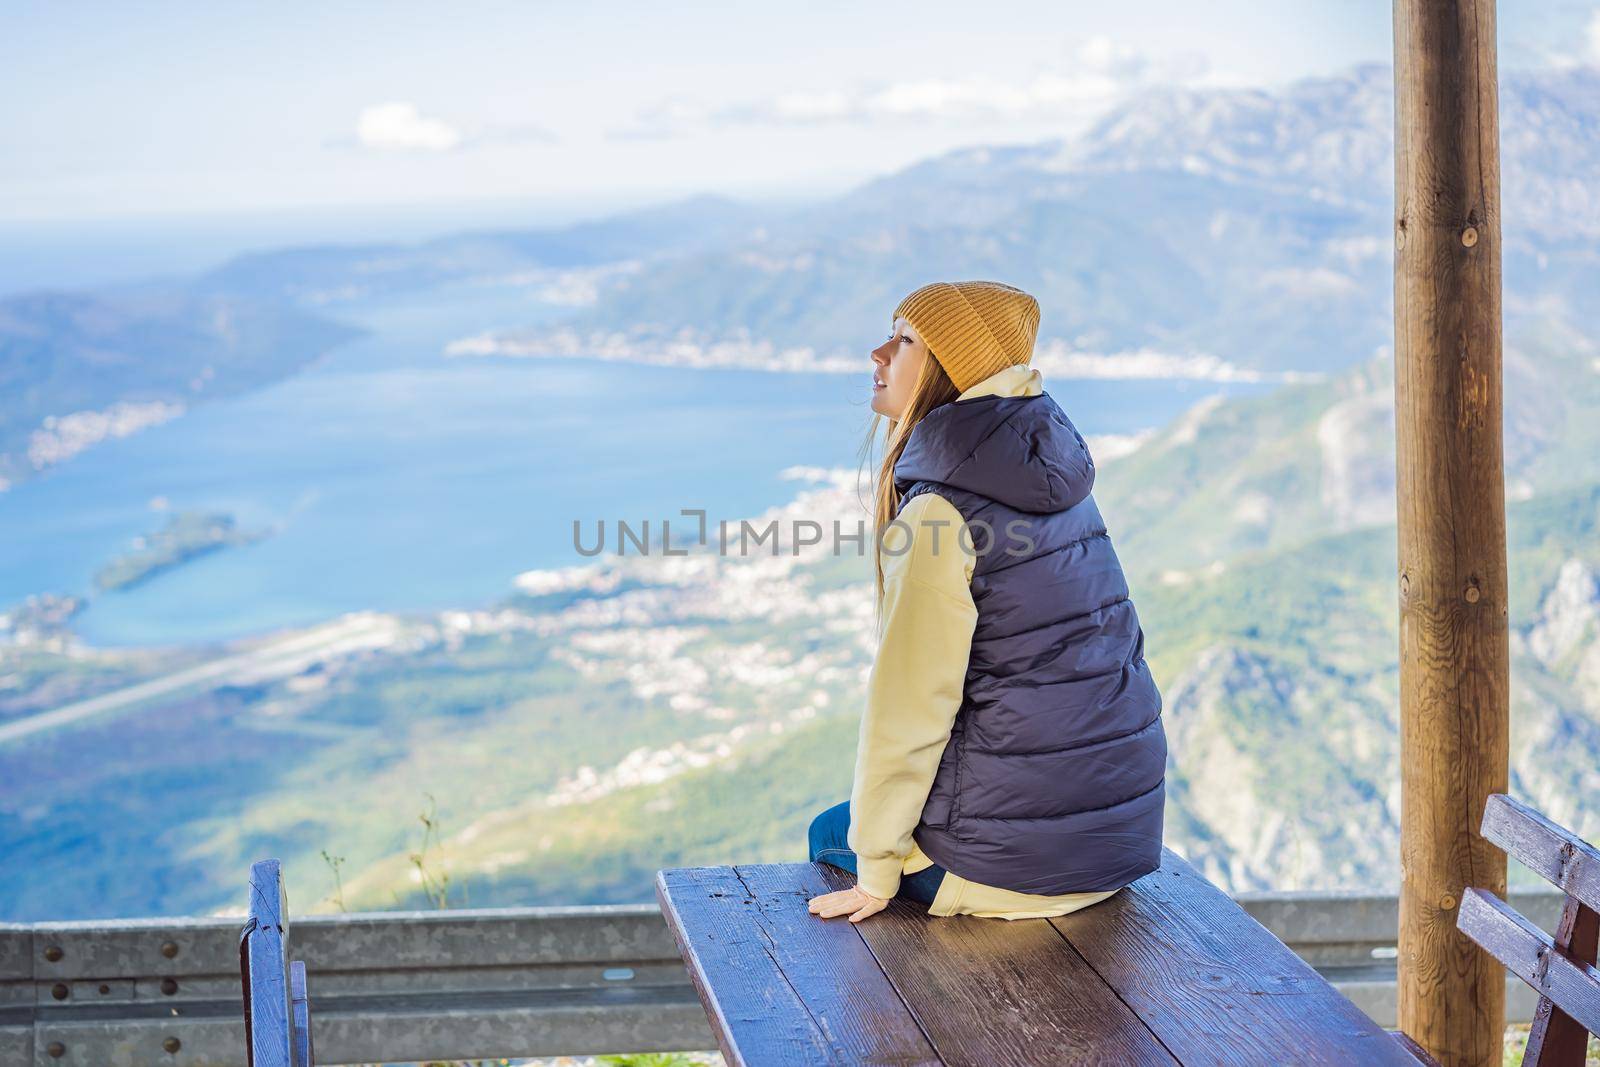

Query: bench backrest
[240,858,315,1067]
[1456,794,1600,1065]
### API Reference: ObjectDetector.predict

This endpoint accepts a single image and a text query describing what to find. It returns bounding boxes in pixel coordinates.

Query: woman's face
[870,317,931,420]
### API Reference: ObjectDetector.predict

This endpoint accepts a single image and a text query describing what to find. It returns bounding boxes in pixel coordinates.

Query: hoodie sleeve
[848,490,978,899]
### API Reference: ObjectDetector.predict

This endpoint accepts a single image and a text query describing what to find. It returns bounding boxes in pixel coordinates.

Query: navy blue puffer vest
[897,388,1167,894]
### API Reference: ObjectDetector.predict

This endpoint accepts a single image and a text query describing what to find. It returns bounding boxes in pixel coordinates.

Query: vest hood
[894,392,1096,514]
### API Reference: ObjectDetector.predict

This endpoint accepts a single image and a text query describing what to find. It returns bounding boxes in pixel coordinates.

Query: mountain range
[10,61,1599,491]
[5,60,1600,918]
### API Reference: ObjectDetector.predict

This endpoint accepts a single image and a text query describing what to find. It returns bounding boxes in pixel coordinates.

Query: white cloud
[610,36,1207,139]
[1589,10,1600,64]
[355,102,462,152]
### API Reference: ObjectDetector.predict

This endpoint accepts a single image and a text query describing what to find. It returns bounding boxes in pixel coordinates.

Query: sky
[3,0,1599,229]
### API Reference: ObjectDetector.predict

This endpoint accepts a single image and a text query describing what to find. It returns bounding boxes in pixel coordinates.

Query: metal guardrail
[1235,887,1567,1029]
[1,904,709,1066]
[0,888,1567,1065]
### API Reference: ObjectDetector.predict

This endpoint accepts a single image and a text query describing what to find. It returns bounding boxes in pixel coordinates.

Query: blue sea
[0,275,1267,648]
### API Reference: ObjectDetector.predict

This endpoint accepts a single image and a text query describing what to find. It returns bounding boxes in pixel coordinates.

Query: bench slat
[1049,848,1423,1066]
[290,960,313,1067]
[655,864,941,1066]
[1457,887,1600,1035]
[1481,794,1600,914]
[1522,893,1600,1067]
[242,859,294,1067]
[855,890,1178,1064]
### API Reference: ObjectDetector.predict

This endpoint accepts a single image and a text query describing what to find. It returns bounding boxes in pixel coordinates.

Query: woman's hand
[807,884,889,923]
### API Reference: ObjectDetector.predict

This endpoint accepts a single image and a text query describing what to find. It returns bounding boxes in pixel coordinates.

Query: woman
[806,279,1168,923]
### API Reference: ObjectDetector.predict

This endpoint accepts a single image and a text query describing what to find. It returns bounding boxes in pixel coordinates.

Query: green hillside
[7,310,1597,919]
[309,475,1595,910]
[1093,316,1600,577]
[8,59,1600,919]
[320,300,1600,908]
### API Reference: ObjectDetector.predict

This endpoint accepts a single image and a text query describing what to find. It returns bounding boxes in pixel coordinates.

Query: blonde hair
[856,348,961,616]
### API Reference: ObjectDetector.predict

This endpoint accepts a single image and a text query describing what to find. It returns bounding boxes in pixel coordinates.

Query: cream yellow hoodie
[847,363,1123,920]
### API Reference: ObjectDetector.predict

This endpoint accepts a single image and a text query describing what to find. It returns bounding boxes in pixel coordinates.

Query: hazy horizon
[8,0,1597,226]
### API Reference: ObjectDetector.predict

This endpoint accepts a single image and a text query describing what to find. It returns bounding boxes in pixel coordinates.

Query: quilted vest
[896,389,1167,894]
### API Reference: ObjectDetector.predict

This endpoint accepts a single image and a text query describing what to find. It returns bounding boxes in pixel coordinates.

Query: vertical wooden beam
[1393,2,1509,1065]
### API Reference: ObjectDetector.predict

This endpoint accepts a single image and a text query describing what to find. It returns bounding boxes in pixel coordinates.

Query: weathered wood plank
[1050,848,1421,1066]
[656,864,940,1066]
[855,891,1177,1065]
[290,960,313,1067]
[1522,893,1600,1067]
[1456,888,1600,1036]
[241,858,294,1067]
[1388,1028,1444,1066]
[1481,794,1600,915]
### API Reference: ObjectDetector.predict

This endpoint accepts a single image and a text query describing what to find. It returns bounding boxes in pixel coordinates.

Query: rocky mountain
[102,62,1600,383]
[192,193,771,306]
[15,61,1582,485]
[477,63,1600,377]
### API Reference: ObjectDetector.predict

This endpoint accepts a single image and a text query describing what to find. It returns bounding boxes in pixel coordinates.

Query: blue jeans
[807,800,947,906]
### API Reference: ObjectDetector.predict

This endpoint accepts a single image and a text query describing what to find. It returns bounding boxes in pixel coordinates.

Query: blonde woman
[806,280,1168,922]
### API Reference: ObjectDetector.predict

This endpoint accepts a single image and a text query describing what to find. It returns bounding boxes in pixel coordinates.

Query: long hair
[857,349,961,616]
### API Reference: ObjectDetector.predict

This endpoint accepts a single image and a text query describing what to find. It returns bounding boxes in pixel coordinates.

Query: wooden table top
[656,848,1427,1066]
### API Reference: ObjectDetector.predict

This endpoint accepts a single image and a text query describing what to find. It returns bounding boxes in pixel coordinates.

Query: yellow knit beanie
[892,280,1041,393]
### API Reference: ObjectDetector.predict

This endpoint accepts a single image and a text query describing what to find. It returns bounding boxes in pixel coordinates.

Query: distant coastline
[445,327,1322,385]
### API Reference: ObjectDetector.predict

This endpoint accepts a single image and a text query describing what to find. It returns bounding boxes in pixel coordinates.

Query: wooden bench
[1457,793,1600,1065]
[657,846,1436,1065]
[240,858,316,1067]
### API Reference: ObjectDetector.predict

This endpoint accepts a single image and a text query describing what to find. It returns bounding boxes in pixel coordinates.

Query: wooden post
[1393,1,1510,1064]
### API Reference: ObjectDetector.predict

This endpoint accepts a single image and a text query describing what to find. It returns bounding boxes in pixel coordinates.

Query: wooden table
[656,848,1431,1066]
